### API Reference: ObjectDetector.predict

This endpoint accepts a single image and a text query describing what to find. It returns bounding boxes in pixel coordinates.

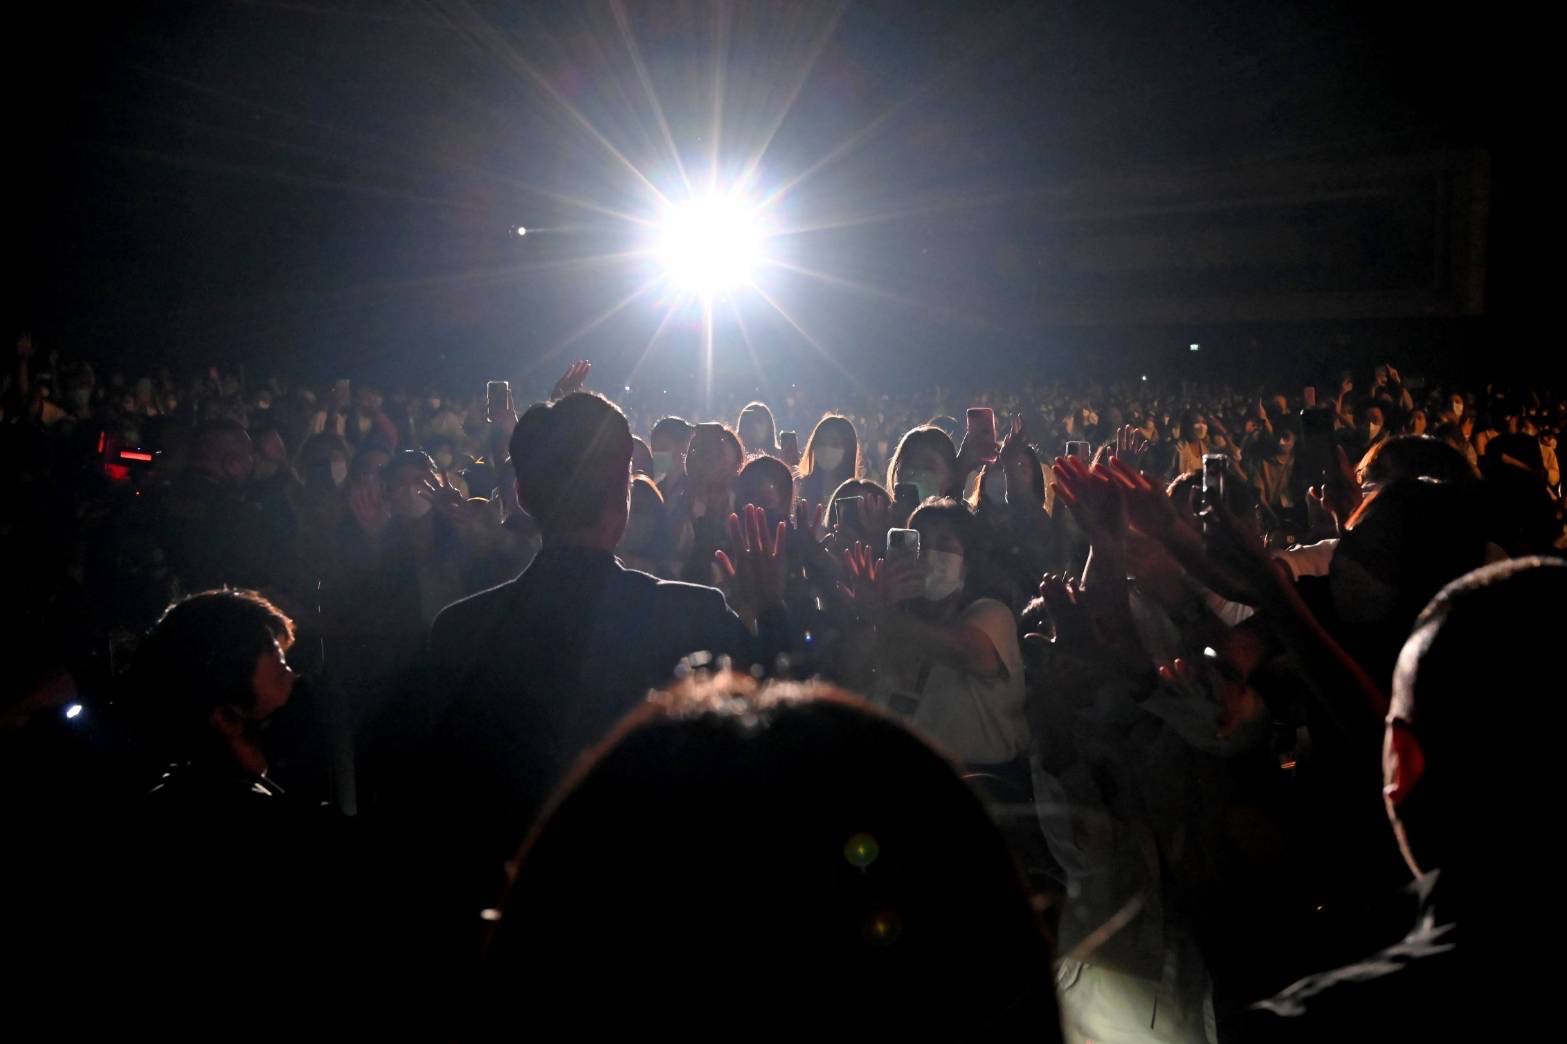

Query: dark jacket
[419,547,780,915]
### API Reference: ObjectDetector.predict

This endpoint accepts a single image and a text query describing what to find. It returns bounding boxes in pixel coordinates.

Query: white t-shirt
[874,597,1029,765]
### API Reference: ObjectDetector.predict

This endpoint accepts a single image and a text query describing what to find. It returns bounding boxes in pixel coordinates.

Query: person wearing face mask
[425,436,470,498]
[160,418,277,595]
[736,400,781,458]
[843,498,1029,772]
[649,415,695,493]
[348,385,399,451]
[886,426,967,516]
[798,414,860,509]
[969,430,1057,608]
[616,476,670,576]
[668,422,743,583]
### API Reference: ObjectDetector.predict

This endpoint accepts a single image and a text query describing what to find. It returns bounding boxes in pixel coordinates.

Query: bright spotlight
[656,194,765,295]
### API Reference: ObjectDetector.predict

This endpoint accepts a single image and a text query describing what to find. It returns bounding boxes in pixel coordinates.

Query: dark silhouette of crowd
[3,329,1563,1040]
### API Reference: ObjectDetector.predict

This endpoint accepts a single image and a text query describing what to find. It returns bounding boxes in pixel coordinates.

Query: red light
[119,450,154,462]
[97,432,106,454]
[105,464,131,482]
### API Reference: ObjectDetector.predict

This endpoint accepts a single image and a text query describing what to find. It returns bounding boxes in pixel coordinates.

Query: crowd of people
[3,327,1563,1039]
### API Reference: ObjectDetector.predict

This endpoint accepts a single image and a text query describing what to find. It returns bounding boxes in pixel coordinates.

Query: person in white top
[841,497,1028,768]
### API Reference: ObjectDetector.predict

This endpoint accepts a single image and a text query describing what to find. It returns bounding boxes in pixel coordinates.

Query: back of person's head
[801,414,860,479]
[618,475,666,568]
[1481,431,1546,479]
[629,435,655,477]
[927,414,963,444]
[1359,434,1479,488]
[481,672,1059,1033]
[129,589,295,761]
[508,392,632,539]
[735,400,778,455]
[191,417,253,482]
[1388,558,1567,880]
[649,415,695,454]
[1333,479,1488,670]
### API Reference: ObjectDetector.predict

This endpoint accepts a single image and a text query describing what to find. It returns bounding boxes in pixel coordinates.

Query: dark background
[9,1,1540,394]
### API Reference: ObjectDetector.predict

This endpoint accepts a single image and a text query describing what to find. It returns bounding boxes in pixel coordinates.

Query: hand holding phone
[1202,453,1229,511]
[886,527,921,570]
[966,407,999,464]
[486,380,512,424]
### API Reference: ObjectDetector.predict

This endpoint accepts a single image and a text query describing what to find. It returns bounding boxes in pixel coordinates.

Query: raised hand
[1113,424,1151,468]
[956,412,1002,476]
[1155,655,1264,740]
[348,478,390,538]
[419,471,466,514]
[550,360,592,401]
[714,503,788,621]
[1051,455,1127,545]
[1321,443,1364,521]
[793,498,828,543]
[838,540,921,613]
[1102,457,1189,539]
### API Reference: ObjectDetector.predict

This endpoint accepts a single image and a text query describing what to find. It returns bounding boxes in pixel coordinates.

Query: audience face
[686,425,740,488]
[911,511,966,604]
[249,634,297,722]
[899,442,953,502]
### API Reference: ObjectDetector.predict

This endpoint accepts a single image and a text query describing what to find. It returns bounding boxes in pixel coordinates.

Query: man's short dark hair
[650,416,695,446]
[1393,556,1567,781]
[193,417,249,450]
[509,392,632,535]
[131,588,295,755]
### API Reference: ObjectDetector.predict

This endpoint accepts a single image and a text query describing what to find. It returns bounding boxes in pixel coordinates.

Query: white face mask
[922,549,965,601]
[982,468,1007,504]
[652,451,675,482]
[814,445,846,472]
[330,459,349,487]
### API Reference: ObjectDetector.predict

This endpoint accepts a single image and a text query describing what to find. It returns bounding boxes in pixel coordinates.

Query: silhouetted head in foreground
[478,673,1061,1035]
